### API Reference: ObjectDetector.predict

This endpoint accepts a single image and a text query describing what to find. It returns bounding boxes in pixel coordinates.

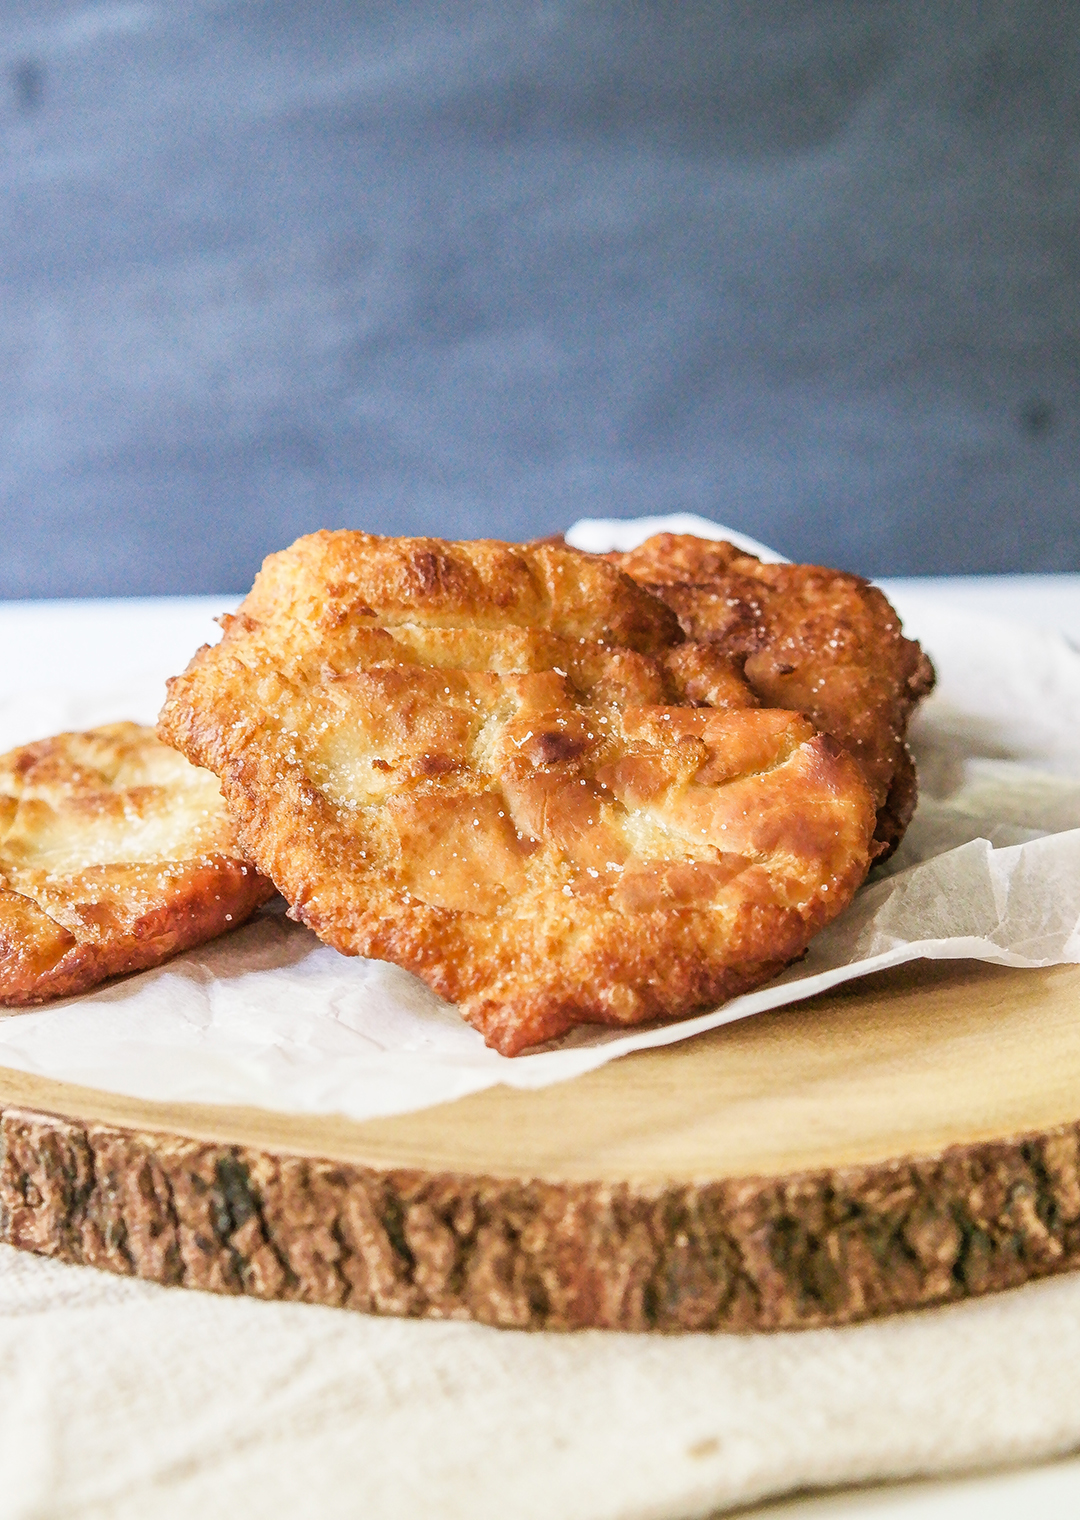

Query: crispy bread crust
[0,723,274,1005]
[159,531,877,1055]
[606,535,935,857]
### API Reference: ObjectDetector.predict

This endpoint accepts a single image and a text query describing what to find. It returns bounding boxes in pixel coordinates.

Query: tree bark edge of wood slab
[3,1102,1079,1332]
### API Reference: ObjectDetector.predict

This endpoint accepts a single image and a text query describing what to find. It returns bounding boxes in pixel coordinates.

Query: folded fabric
[3,1243,1080,1519]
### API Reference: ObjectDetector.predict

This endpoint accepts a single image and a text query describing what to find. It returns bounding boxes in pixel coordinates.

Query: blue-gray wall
[1,1,1077,595]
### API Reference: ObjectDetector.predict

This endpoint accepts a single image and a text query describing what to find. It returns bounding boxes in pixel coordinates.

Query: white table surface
[2,574,1079,1520]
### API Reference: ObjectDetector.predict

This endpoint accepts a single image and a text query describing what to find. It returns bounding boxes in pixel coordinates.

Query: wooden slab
[3,958,1080,1332]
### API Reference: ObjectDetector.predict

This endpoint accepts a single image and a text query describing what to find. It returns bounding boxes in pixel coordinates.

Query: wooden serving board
[3,957,1080,1332]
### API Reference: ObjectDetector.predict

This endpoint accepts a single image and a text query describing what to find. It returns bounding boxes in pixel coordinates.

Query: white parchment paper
[0,521,1078,1120]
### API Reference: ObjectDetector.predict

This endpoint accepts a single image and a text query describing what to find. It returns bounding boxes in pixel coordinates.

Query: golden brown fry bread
[606,535,935,857]
[159,530,877,1055]
[0,723,274,1005]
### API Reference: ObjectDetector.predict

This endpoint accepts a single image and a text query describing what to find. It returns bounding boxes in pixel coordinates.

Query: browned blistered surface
[159,531,876,1055]
[607,534,935,856]
[0,723,274,1004]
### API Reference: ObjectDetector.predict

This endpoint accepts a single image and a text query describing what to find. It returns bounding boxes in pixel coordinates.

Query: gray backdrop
[1,0,1077,597]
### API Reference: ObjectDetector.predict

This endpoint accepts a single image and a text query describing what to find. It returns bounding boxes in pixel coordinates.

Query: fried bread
[159,531,877,1055]
[0,722,274,1005]
[606,535,935,856]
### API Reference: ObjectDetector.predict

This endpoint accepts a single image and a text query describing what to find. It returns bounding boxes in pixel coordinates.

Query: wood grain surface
[3,957,1080,1332]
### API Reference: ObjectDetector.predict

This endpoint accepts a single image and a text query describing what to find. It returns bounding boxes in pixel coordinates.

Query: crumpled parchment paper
[0,520,1077,1120]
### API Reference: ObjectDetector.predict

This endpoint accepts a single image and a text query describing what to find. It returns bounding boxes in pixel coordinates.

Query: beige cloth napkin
[3,1243,1079,1520]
